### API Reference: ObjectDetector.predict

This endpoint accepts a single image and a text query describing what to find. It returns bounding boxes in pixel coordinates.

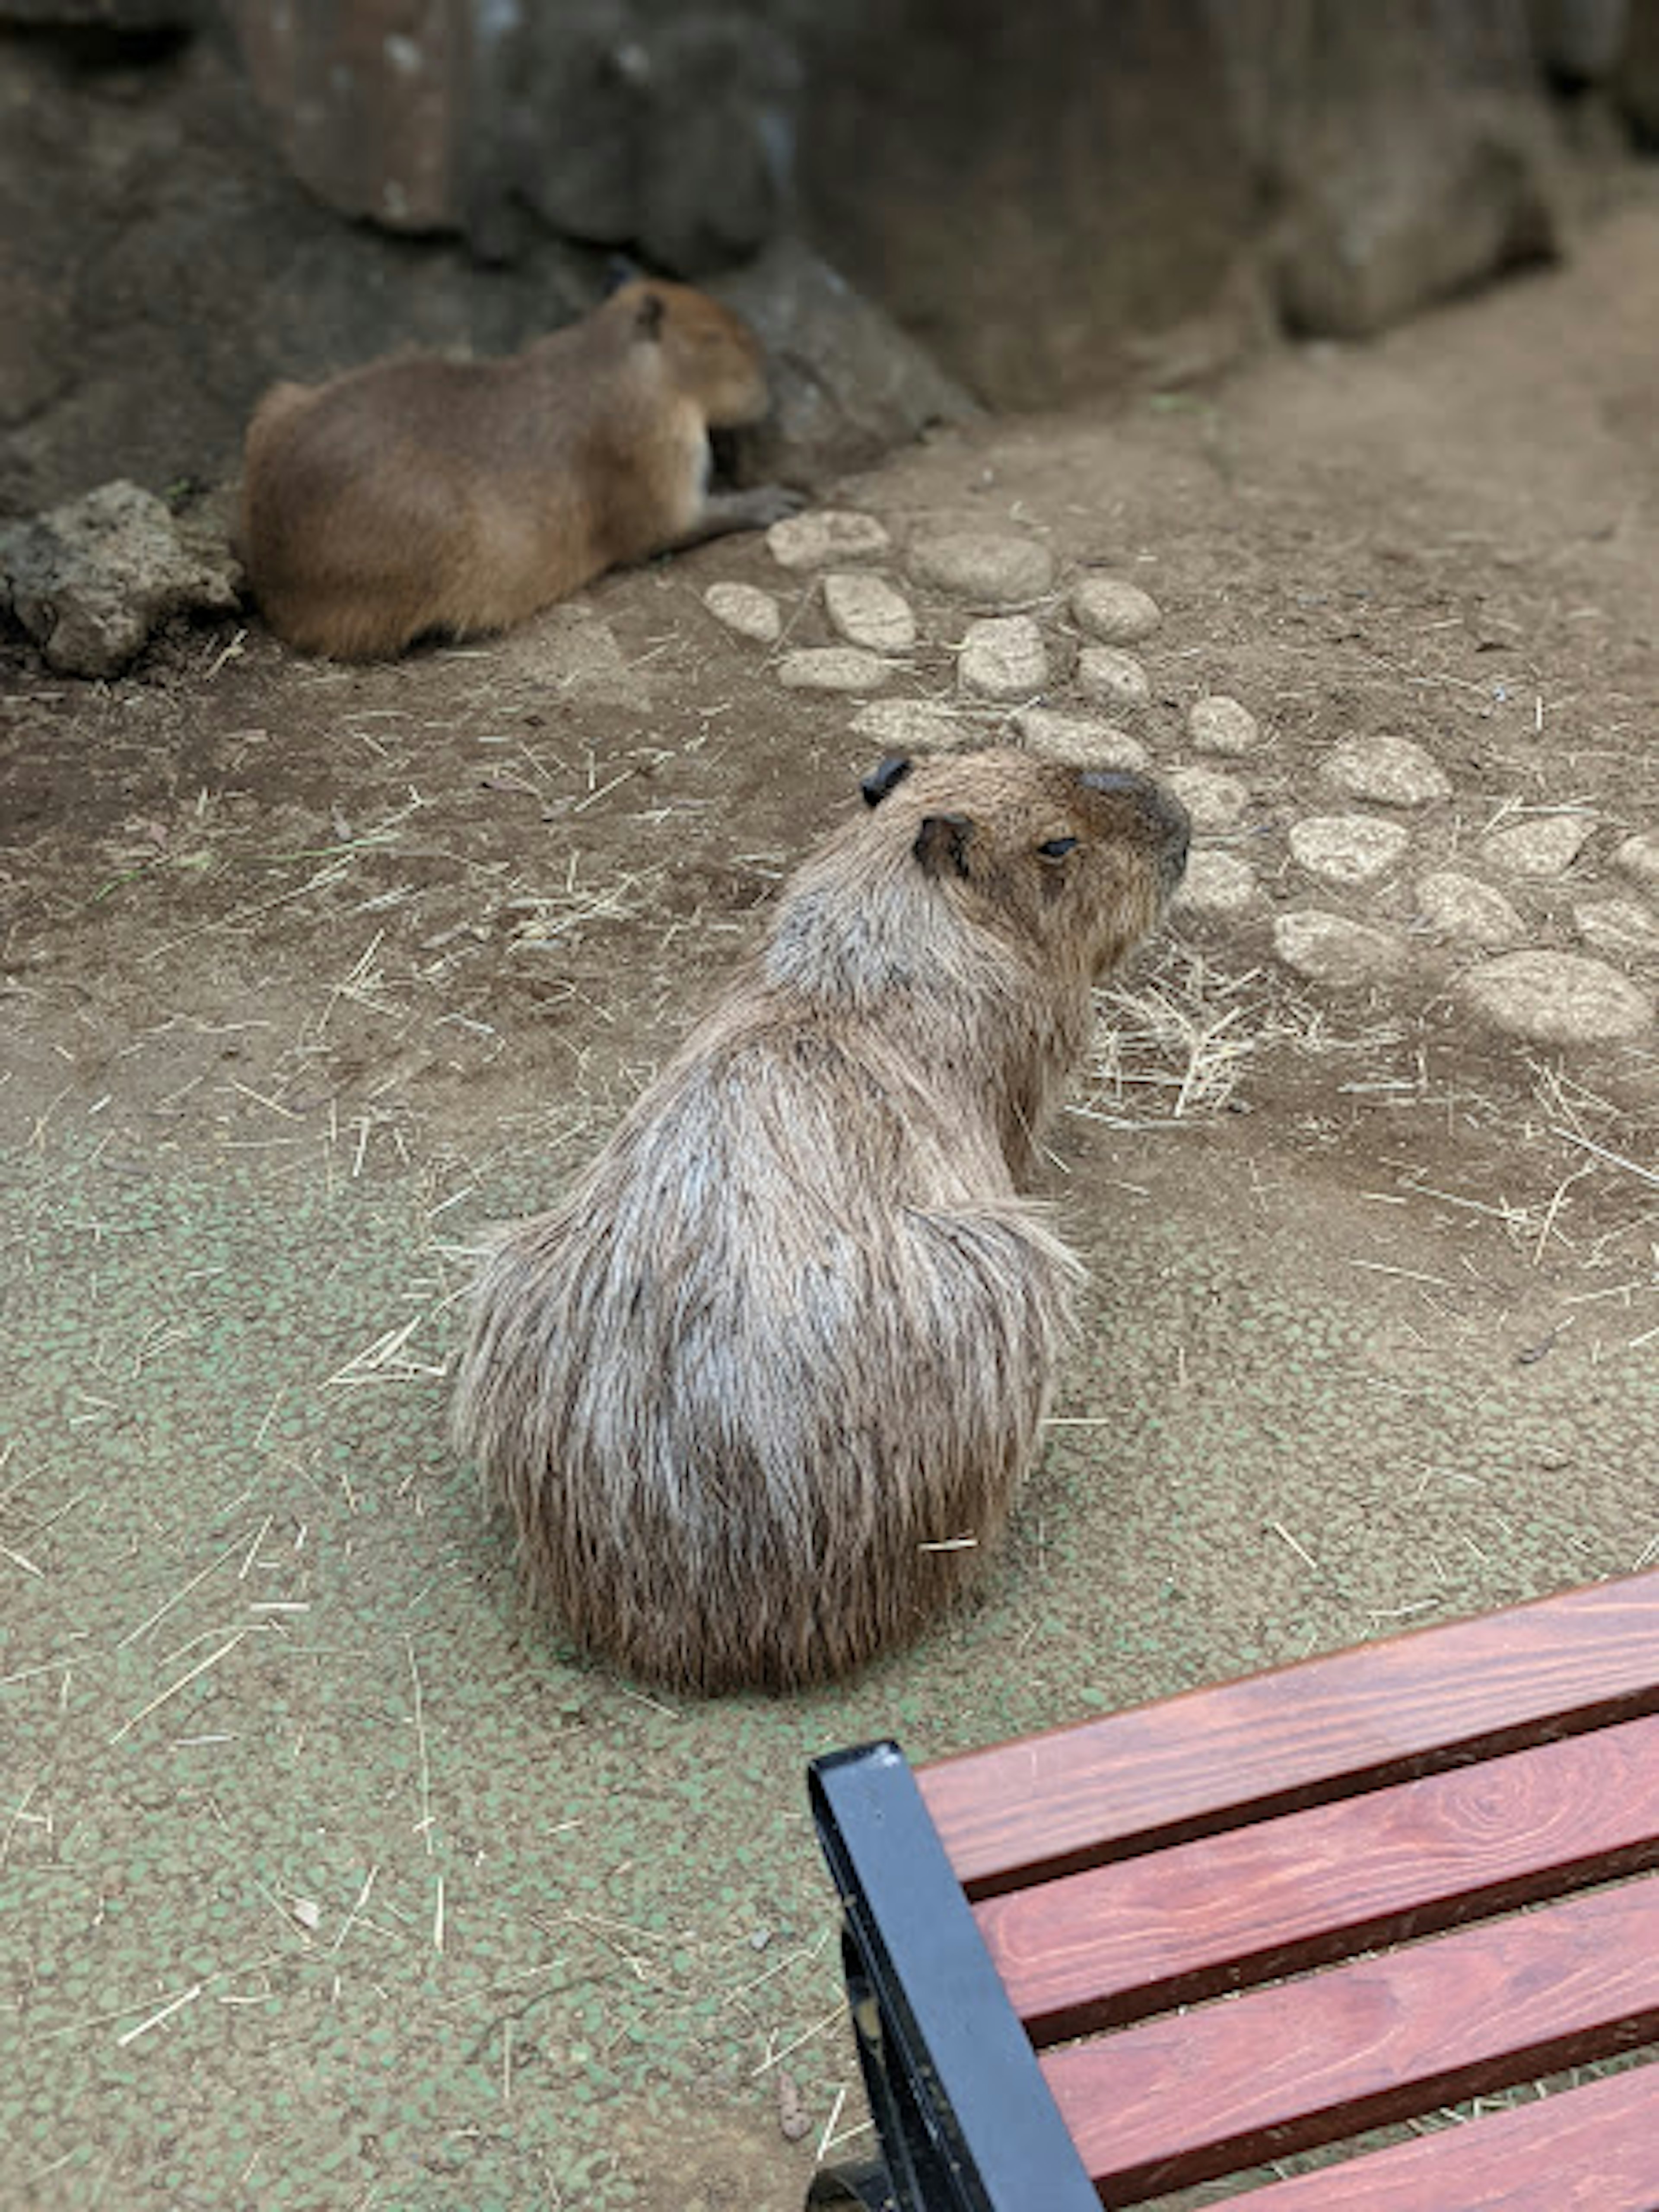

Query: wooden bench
[805,1571,1659,2209]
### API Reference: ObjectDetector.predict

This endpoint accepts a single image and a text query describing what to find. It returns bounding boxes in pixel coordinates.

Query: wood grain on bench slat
[1041,1873,1659,2203]
[1209,2058,1659,2212]
[976,1711,1659,2042]
[918,1571,1659,1896]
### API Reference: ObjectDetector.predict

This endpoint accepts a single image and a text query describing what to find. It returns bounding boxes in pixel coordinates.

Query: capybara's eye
[1037,836,1079,861]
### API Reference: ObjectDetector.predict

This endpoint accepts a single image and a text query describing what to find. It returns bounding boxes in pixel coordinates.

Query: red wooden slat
[918,1571,1659,1896]
[1211,2061,1659,2212]
[1041,1873,1659,2203]
[977,1712,1659,2042]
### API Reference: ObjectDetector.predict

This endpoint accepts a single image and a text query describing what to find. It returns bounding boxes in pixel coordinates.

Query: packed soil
[3,201,1656,2209]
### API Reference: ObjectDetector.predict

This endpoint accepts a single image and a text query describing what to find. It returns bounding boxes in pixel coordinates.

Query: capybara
[240,280,794,659]
[451,748,1190,1693]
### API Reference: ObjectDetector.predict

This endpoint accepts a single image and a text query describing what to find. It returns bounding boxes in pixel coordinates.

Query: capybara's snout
[1081,766,1192,888]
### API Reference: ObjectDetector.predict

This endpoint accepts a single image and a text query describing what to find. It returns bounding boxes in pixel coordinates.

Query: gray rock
[0,480,240,677]
[1186,695,1260,756]
[850,699,975,752]
[1613,831,1659,889]
[1164,766,1249,833]
[1574,897,1659,956]
[1289,814,1410,886]
[703,582,782,645]
[1013,709,1149,771]
[1077,647,1152,712]
[1274,910,1411,987]
[1459,951,1654,1044]
[778,646,890,693]
[822,573,917,654]
[1415,871,1529,950]
[1070,576,1162,643]
[1321,733,1452,806]
[1176,852,1265,920]
[767,510,892,572]
[909,533,1055,605]
[957,616,1048,700]
[1481,814,1597,876]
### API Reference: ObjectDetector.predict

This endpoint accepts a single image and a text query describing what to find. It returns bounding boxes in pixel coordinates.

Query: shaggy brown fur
[451,750,1190,1694]
[240,280,792,660]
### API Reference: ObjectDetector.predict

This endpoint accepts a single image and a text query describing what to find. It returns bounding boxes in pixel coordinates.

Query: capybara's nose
[1081,767,1192,875]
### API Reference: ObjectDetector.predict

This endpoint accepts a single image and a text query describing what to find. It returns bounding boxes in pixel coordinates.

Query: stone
[1574,898,1659,956]
[702,582,781,645]
[850,699,974,752]
[0,480,241,678]
[1013,709,1149,771]
[1459,952,1654,1045]
[1274,910,1411,988]
[957,616,1048,700]
[1481,815,1597,876]
[1069,576,1162,643]
[822,572,917,654]
[767,510,892,572]
[777,647,890,693]
[1164,766,1249,833]
[1613,832,1659,889]
[909,532,1055,604]
[1415,871,1528,950]
[1077,647,1151,712]
[1186,695,1260,756]
[1321,733,1452,806]
[1289,814,1410,886]
[1176,852,1265,920]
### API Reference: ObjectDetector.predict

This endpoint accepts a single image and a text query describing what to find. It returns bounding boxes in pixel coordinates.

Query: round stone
[1481,815,1596,876]
[1614,831,1659,888]
[778,647,890,693]
[850,699,973,752]
[1013,709,1149,770]
[822,572,917,654]
[1414,871,1528,950]
[1274,910,1411,987]
[1574,897,1659,955]
[1164,765,1249,833]
[1186,695,1260,756]
[1289,814,1410,886]
[1459,952,1654,1045]
[1176,852,1264,920]
[909,531,1055,603]
[957,616,1049,700]
[1320,734,1451,807]
[766,509,892,571]
[1077,647,1151,711]
[702,581,781,645]
[1069,576,1162,643]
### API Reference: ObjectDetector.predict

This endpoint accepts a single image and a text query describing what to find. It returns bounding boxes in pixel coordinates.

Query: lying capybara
[240,280,794,659]
[451,749,1190,1693]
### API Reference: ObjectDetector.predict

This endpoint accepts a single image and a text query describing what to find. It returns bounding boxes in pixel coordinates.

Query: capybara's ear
[861,754,913,807]
[913,812,974,880]
[635,290,666,340]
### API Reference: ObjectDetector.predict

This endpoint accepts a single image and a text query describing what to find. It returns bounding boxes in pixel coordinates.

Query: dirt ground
[3,198,1657,2210]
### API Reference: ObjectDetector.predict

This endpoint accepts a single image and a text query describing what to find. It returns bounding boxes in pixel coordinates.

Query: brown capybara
[239,280,794,660]
[451,748,1190,1694]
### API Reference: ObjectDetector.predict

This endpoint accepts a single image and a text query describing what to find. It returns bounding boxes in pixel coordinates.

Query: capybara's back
[240,281,772,660]
[452,749,1191,1693]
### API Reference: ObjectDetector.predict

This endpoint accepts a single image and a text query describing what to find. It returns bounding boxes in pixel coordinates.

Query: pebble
[1289,814,1410,886]
[850,699,973,752]
[1614,831,1659,888]
[1459,951,1654,1045]
[909,531,1054,603]
[778,647,890,693]
[1414,871,1528,950]
[702,581,781,645]
[1176,852,1264,919]
[1320,734,1451,806]
[958,616,1048,700]
[1481,814,1596,876]
[1273,910,1411,987]
[1013,708,1149,770]
[1077,647,1151,711]
[1163,765,1249,833]
[822,572,917,654]
[766,509,891,570]
[1186,695,1259,757]
[1070,576,1162,643]
[1574,897,1659,955]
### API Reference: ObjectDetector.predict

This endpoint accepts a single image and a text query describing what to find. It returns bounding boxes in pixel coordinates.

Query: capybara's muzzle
[1081,768,1192,890]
